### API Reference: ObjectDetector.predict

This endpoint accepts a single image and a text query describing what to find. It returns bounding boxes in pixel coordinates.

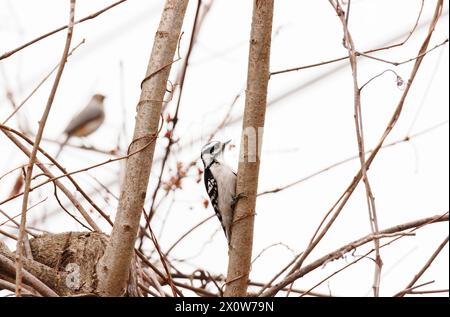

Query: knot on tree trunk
[0,232,141,297]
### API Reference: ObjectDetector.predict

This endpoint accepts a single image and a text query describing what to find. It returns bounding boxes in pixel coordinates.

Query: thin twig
[41,136,120,156]
[207,90,243,143]
[394,235,449,297]
[257,120,448,196]
[0,209,36,238]
[270,0,426,76]
[0,229,18,241]
[143,211,178,297]
[0,0,127,60]
[263,0,444,298]
[135,250,183,297]
[293,214,448,297]
[148,0,207,222]
[1,127,102,232]
[251,243,295,266]
[407,41,447,135]
[165,215,214,256]
[0,123,163,227]
[2,40,85,125]
[360,69,402,91]
[260,212,448,297]
[15,0,76,296]
[356,38,448,67]
[408,289,449,294]
[0,198,48,228]
[330,0,383,297]
[394,280,435,296]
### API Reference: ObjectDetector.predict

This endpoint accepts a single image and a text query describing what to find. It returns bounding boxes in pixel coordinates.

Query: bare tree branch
[270,0,426,76]
[0,254,58,297]
[1,128,102,231]
[261,213,448,296]
[15,0,76,296]
[225,0,274,297]
[96,0,189,297]
[262,0,444,297]
[2,40,85,125]
[0,0,127,61]
[394,235,449,297]
[329,0,382,297]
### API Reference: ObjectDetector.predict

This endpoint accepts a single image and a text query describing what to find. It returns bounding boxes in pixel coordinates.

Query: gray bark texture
[96,0,189,296]
[225,0,274,297]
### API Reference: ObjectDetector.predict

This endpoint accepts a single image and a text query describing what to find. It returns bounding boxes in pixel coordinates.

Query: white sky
[0,0,448,297]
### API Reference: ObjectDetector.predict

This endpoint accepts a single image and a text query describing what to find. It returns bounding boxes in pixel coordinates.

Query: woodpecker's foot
[231,192,247,210]
[227,241,234,252]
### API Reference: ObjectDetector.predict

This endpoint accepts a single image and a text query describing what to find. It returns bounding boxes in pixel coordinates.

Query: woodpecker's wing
[64,104,104,135]
[204,168,226,236]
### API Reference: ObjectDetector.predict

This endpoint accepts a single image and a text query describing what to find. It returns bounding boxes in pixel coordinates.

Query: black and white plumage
[201,140,236,243]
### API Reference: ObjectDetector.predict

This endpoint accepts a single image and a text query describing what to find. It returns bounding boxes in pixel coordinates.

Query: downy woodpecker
[201,140,237,244]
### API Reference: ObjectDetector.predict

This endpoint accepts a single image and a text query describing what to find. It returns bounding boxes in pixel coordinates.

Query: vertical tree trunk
[224,0,273,297]
[96,0,189,297]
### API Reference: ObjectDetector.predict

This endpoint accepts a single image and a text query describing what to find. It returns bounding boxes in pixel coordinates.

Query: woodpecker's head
[201,140,231,167]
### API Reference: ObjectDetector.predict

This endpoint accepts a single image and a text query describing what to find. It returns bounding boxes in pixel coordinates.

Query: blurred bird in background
[55,93,106,158]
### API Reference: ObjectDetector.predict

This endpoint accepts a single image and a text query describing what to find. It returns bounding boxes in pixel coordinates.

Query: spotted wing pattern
[204,167,225,235]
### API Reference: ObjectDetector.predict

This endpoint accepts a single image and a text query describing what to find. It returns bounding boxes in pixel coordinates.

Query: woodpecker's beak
[222,139,231,152]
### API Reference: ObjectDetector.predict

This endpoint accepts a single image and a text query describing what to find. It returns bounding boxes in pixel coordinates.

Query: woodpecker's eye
[210,147,214,154]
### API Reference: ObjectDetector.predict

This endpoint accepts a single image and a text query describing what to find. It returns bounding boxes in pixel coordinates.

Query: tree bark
[96,0,189,296]
[224,0,273,297]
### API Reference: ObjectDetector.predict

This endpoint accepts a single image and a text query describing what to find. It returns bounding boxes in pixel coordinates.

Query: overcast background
[0,0,448,296]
